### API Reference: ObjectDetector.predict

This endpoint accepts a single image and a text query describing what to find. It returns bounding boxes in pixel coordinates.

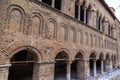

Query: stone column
[66,61,71,80]
[100,19,102,31]
[0,64,11,80]
[101,60,104,74]
[78,5,81,20]
[115,58,118,69]
[104,21,109,35]
[77,60,85,80]
[83,7,87,23]
[33,61,55,80]
[91,10,96,28]
[93,60,96,76]
[52,0,55,8]
[105,59,113,72]
[113,28,116,38]
[84,60,90,78]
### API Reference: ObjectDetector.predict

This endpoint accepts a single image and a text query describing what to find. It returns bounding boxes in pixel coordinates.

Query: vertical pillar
[115,58,118,69]
[84,60,90,78]
[91,10,96,28]
[78,5,81,20]
[67,61,71,80]
[0,64,11,80]
[52,0,55,8]
[34,61,55,80]
[113,28,116,38]
[83,7,87,23]
[101,60,104,74]
[77,60,85,80]
[100,19,102,31]
[93,60,96,76]
[105,59,113,72]
[87,10,91,25]
[105,21,109,35]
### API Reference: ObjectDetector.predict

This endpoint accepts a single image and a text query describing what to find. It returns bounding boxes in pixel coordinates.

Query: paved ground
[86,69,120,80]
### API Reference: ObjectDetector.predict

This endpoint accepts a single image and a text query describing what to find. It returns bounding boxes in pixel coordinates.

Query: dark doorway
[96,60,101,74]
[55,61,67,80]
[8,50,35,80]
[71,60,77,80]
[54,51,68,80]
[89,53,96,76]
[80,6,84,22]
[90,59,94,76]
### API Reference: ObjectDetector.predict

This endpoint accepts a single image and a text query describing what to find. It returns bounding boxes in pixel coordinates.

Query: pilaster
[34,61,55,80]
[0,64,11,80]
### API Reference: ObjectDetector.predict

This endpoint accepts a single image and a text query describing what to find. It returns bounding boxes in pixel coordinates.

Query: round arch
[54,48,71,80]
[89,52,97,76]
[99,53,104,60]
[8,46,42,80]
[54,48,72,61]
[105,53,111,60]
[71,50,85,80]
[8,46,42,62]
[89,52,97,59]
[74,50,85,60]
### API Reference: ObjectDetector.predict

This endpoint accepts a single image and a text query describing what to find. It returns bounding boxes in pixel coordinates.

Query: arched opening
[54,51,69,80]
[8,50,38,80]
[96,11,100,30]
[89,53,96,76]
[71,52,84,80]
[96,53,104,74]
[75,3,79,19]
[96,60,101,74]
[105,53,112,72]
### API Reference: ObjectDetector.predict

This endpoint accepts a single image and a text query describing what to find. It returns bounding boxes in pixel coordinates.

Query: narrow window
[86,9,89,24]
[55,0,62,10]
[80,6,84,22]
[42,0,52,6]
[98,18,101,30]
[75,4,79,19]
[96,17,99,30]
[102,20,105,32]
[108,25,111,36]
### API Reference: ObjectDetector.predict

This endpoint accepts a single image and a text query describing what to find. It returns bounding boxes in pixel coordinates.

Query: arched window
[54,51,69,80]
[80,5,85,22]
[101,17,105,32]
[96,12,101,31]
[8,49,40,80]
[55,0,62,10]
[75,3,79,19]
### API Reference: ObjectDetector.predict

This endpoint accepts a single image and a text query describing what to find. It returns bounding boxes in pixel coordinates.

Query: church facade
[0,0,120,80]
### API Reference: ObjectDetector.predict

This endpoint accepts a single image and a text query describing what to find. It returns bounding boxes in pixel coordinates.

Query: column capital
[66,61,73,64]
[100,59,105,61]
[0,64,11,68]
[93,59,97,62]
[36,61,55,64]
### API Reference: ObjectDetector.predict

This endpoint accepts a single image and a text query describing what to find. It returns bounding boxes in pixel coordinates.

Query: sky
[105,0,120,21]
